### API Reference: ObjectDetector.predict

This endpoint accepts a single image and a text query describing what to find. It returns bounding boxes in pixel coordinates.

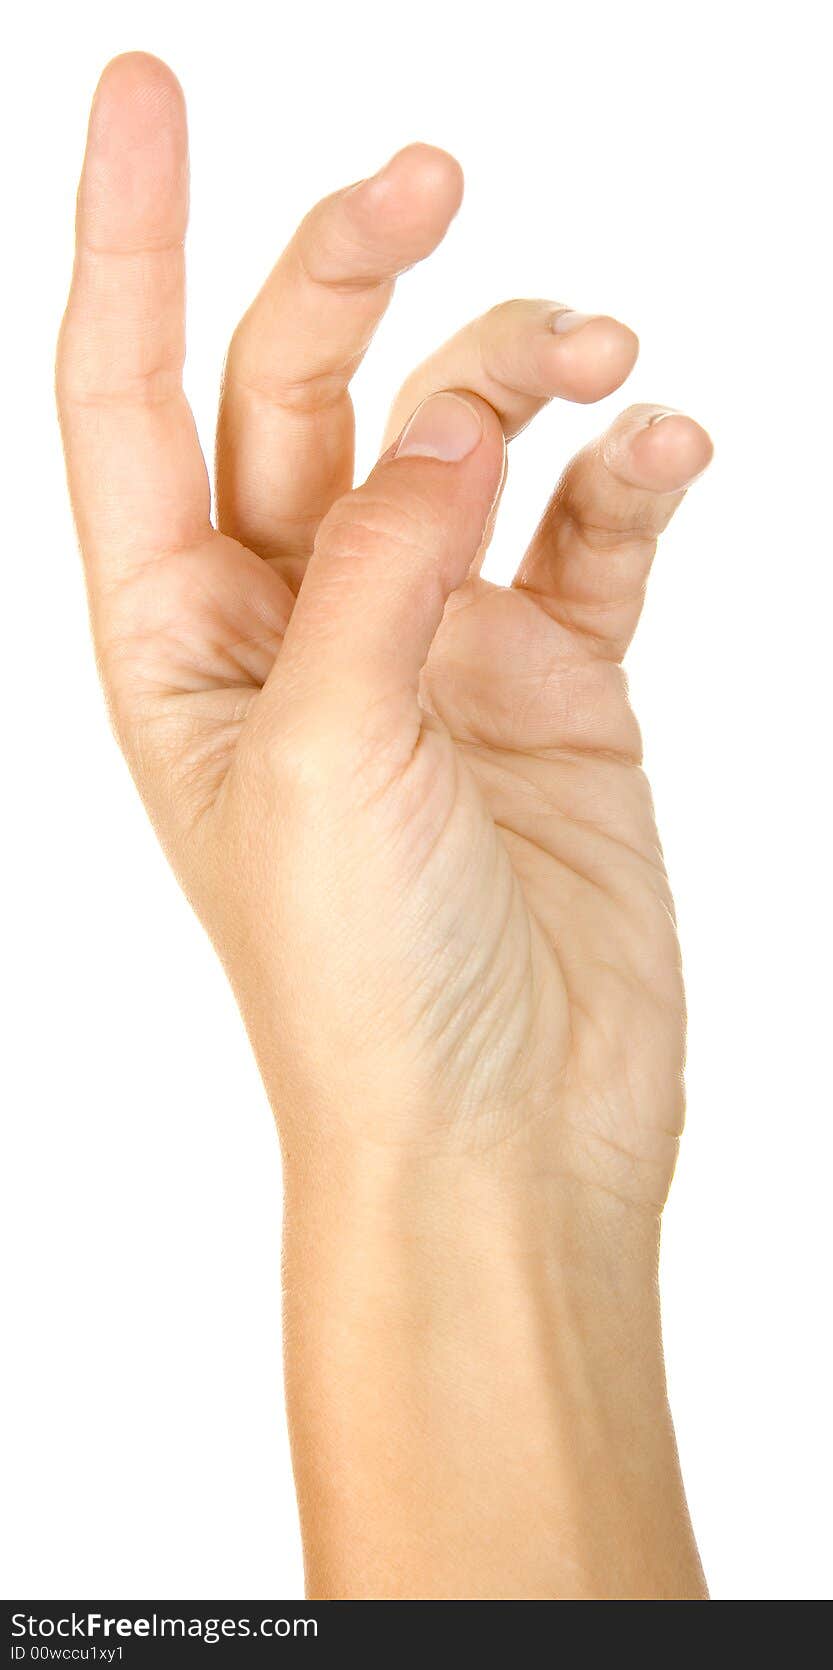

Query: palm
[123,535,682,1203]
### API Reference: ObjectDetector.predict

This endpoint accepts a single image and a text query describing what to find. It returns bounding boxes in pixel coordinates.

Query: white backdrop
[2,0,831,1601]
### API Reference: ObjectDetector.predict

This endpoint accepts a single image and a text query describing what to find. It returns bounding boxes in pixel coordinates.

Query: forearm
[281,1139,706,1600]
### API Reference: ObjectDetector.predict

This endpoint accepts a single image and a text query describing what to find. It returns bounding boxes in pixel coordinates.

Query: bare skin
[57,53,712,1598]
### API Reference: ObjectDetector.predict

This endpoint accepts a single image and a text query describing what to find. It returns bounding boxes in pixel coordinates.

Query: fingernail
[550,309,594,334]
[603,407,676,470]
[604,408,712,490]
[394,392,483,461]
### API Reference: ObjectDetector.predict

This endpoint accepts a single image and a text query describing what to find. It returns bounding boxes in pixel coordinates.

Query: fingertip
[354,142,464,259]
[389,386,504,466]
[89,51,185,141]
[545,314,640,403]
[373,142,464,206]
[394,389,484,461]
[605,406,714,492]
[80,52,188,252]
[401,142,465,212]
[646,412,714,486]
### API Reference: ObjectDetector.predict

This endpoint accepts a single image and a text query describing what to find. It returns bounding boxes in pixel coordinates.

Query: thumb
[266,390,505,754]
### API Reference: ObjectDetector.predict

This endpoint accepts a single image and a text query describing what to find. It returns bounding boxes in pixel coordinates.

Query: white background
[2,0,831,1602]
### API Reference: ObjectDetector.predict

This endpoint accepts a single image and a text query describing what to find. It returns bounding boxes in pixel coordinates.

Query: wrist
[282,1124,663,1326]
[279,1135,703,1598]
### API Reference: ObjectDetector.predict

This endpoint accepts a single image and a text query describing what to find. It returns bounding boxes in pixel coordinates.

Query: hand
[57,54,711,1597]
[58,52,710,1203]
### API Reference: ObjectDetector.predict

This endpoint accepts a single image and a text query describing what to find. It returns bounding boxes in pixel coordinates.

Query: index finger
[56,54,211,618]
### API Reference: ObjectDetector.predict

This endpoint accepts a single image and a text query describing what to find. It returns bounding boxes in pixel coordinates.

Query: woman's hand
[57,53,712,1598]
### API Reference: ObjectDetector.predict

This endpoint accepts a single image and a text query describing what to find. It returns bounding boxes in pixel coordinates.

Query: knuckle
[271,725,336,801]
[244,697,412,825]
[316,489,434,568]
[249,709,350,810]
[226,319,347,415]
